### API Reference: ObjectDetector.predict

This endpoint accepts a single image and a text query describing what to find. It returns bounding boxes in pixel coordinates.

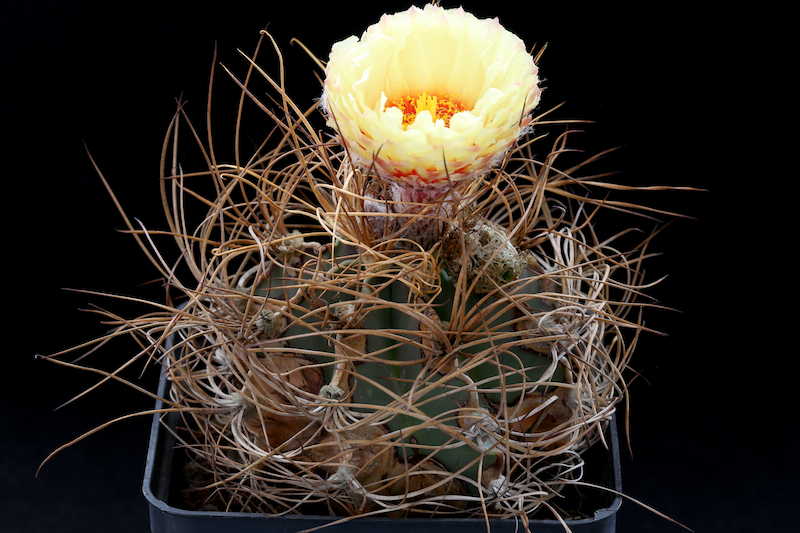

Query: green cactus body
[246,236,571,497]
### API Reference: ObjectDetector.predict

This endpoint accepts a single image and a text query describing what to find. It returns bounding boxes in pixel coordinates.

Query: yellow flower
[322,4,541,198]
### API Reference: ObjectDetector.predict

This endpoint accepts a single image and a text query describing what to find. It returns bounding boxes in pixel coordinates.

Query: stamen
[387,91,466,129]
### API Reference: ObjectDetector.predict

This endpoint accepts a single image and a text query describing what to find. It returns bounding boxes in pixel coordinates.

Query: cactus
[150,60,648,515]
[154,116,648,516]
[42,4,677,523]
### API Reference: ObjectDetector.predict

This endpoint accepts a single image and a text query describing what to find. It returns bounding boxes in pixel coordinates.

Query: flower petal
[322,5,540,192]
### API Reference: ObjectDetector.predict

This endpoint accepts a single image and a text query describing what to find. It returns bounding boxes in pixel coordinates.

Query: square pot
[144,367,622,533]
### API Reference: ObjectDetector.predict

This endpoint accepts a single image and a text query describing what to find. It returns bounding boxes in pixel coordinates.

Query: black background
[2,1,794,532]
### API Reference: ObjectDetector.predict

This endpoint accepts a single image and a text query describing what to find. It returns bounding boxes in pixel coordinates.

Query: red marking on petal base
[391,166,470,185]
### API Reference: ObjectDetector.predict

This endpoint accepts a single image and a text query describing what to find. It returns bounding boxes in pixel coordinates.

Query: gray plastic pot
[144,369,622,533]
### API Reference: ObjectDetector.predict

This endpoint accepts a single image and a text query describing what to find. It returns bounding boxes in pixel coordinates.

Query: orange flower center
[387,91,466,129]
